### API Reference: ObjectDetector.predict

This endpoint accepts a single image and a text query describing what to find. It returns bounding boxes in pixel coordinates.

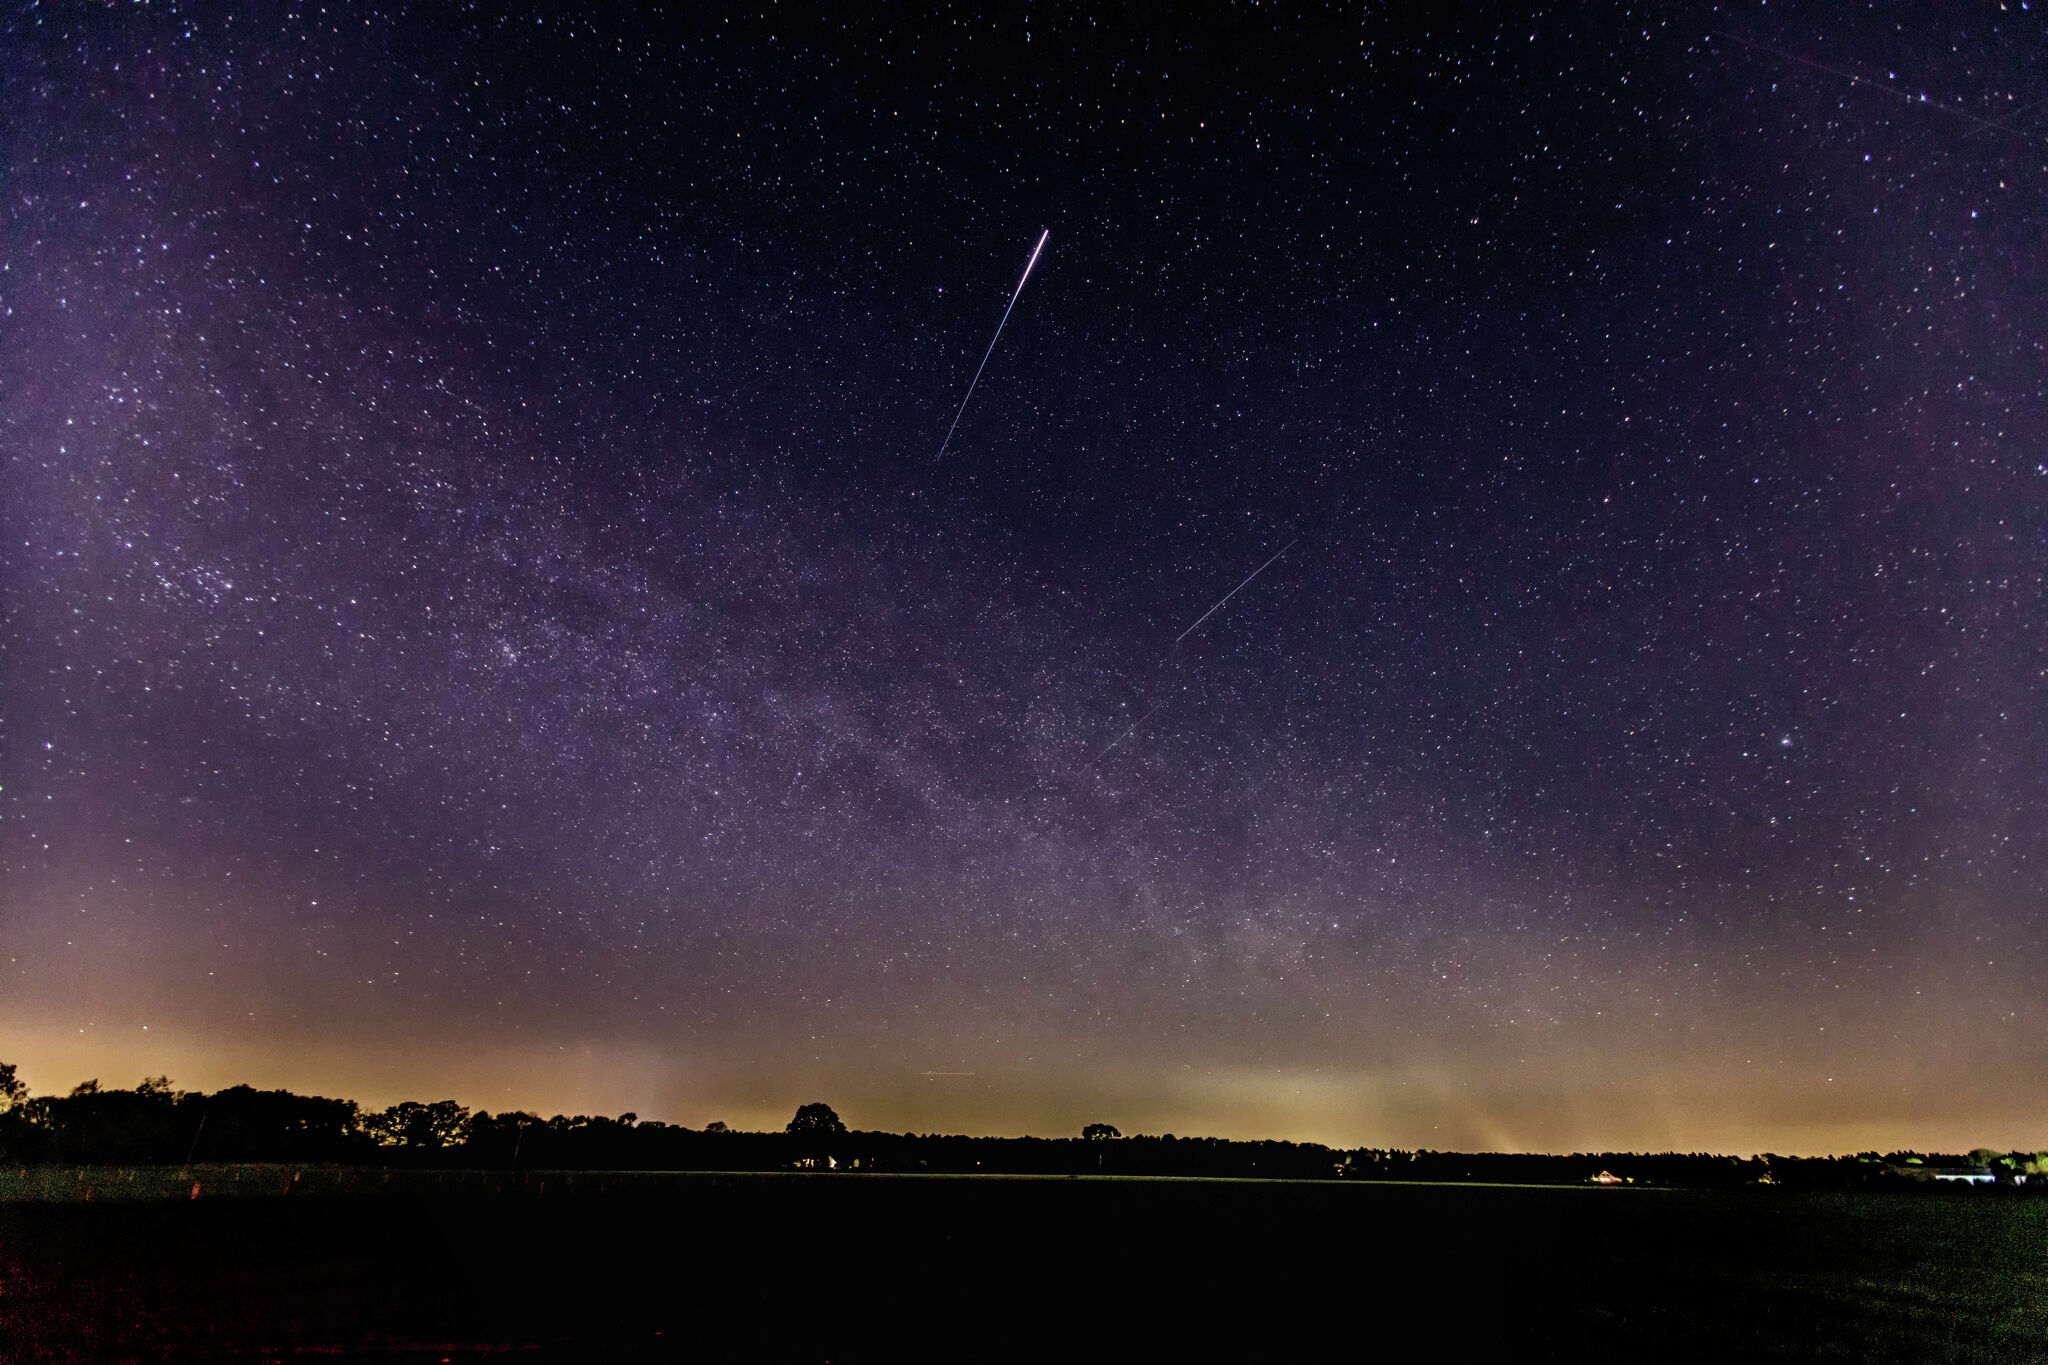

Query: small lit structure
[1588,1170,1627,1185]
[1928,1167,1995,1185]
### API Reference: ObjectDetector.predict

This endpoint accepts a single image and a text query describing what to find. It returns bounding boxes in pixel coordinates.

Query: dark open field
[2,1170,2043,1362]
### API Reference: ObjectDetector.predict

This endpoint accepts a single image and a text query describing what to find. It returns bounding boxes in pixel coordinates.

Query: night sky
[5,4,2043,1155]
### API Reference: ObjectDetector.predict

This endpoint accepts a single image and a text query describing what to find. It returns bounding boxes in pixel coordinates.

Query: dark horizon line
[7,1072,2036,1165]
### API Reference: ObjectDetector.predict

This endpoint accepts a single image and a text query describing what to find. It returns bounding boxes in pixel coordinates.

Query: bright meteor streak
[935,229,1049,462]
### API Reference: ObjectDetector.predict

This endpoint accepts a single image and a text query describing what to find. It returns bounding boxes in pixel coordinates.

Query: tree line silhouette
[0,1065,2039,1189]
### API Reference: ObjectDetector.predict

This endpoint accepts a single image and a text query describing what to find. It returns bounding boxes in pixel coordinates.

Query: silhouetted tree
[193,1085,364,1162]
[787,1102,845,1167]
[787,1103,846,1138]
[1082,1123,1121,1140]
[0,1062,25,1161]
[23,1078,184,1163]
[366,1099,472,1151]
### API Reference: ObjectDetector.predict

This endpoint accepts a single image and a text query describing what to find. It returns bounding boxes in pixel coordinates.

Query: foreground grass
[0,1162,1687,1202]
[1,1173,2041,1362]
[0,1162,727,1202]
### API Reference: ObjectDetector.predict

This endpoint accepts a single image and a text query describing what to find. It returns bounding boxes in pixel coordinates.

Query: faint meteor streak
[1085,697,1169,768]
[1081,539,1297,770]
[935,229,1050,461]
[1713,31,2027,137]
[1174,539,1297,644]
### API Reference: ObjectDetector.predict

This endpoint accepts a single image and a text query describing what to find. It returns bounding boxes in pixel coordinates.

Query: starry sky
[4,4,2043,1155]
